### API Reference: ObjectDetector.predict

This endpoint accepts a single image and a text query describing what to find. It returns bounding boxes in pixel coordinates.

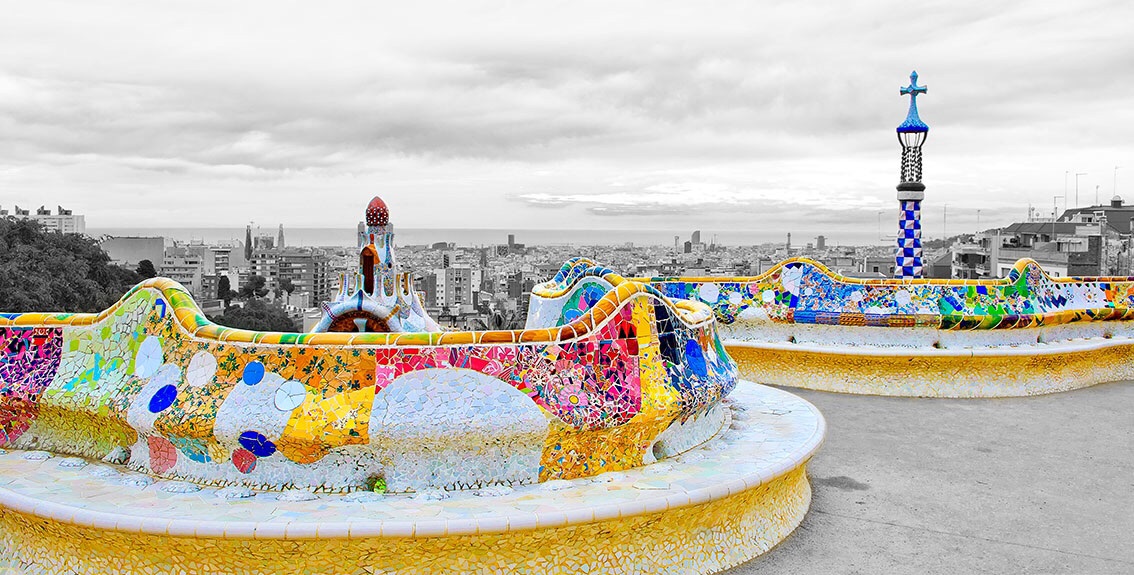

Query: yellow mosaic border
[0,465,811,575]
[728,338,1134,397]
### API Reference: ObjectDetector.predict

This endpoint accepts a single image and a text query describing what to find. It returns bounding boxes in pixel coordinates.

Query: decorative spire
[897,71,929,133]
[366,196,390,227]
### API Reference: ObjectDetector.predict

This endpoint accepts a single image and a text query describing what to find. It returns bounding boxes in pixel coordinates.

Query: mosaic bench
[0,265,825,574]
[0,268,737,493]
[637,257,1134,397]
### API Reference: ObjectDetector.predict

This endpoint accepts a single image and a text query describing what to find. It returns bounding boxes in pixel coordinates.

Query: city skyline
[1,1,1131,239]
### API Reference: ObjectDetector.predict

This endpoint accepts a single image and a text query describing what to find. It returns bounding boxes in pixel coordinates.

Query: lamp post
[895,71,929,279]
[1052,195,1064,241]
[1065,171,1070,207]
[1075,172,1087,207]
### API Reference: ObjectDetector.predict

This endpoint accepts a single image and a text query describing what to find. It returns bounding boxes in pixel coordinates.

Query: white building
[3,205,86,234]
[100,236,165,268]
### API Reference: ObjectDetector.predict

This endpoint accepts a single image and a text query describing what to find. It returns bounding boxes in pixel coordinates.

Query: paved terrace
[728,381,1134,575]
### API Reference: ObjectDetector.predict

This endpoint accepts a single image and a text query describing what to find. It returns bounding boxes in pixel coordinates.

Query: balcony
[952,243,986,255]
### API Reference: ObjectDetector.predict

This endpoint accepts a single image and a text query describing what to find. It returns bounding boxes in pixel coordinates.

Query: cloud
[0,0,1131,235]
[517,181,890,216]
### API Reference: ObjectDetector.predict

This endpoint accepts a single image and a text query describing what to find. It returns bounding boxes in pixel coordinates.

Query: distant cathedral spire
[244,224,253,261]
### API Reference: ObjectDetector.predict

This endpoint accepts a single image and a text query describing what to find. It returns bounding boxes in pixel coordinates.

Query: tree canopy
[217,275,232,304]
[208,299,297,332]
[239,275,269,299]
[0,218,142,313]
[136,259,158,278]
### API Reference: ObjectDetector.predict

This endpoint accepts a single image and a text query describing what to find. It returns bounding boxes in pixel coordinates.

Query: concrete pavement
[726,381,1134,574]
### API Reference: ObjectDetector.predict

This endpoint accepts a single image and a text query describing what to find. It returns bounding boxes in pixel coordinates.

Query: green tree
[208,299,297,332]
[135,259,158,279]
[217,276,232,306]
[279,278,296,295]
[0,218,141,313]
[239,275,269,299]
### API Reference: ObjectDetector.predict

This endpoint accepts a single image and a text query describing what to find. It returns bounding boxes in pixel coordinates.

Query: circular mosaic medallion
[134,337,163,378]
[231,448,257,474]
[147,384,177,413]
[238,431,276,457]
[274,380,307,411]
[242,361,265,386]
[147,435,178,474]
[186,352,218,388]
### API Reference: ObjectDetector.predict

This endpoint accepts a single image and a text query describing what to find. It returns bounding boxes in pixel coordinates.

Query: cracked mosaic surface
[646,257,1134,331]
[0,380,821,575]
[0,261,737,492]
[730,338,1134,397]
[632,256,1134,396]
[0,328,63,445]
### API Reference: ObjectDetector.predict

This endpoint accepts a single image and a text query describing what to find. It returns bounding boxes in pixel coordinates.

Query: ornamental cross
[900,71,927,108]
[897,70,928,133]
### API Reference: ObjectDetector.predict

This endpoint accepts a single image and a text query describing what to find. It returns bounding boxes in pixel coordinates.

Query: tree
[208,299,297,332]
[135,259,157,279]
[0,218,142,313]
[279,278,296,295]
[217,276,232,306]
[239,275,269,299]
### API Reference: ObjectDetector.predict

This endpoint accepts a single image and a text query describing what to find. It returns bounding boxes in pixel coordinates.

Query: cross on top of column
[897,71,929,133]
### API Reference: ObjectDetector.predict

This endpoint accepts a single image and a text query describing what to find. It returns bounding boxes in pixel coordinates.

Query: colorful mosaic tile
[645,257,1134,331]
[0,259,737,494]
[0,380,822,575]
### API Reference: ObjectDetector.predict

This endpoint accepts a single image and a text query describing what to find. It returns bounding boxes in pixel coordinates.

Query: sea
[86,227,847,248]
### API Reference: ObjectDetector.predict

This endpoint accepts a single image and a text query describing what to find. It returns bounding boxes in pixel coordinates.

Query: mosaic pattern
[729,338,1134,397]
[313,195,440,334]
[533,258,735,418]
[645,257,1134,332]
[896,199,923,278]
[0,328,63,445]
[0,261,736,492]
[0,380,823,575]
[895,71,928,279]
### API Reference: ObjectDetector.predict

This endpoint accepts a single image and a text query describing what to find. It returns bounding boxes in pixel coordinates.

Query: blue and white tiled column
[896,199,922,277]
[895,71,929,280]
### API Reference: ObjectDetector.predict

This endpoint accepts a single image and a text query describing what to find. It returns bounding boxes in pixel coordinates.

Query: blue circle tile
[148,384,178,413]
[238,430,276,457]
[242,361,265,386]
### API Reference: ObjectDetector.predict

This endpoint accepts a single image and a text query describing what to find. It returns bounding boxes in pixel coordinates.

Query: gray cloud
[0,0,1131,233]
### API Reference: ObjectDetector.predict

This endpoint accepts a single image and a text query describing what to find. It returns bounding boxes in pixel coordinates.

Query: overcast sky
[1,0,1131,243]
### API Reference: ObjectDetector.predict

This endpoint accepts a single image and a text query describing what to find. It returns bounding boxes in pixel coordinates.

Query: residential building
[435,265,478,311]
[248,248,332,307]
[276,249,332,307]
[950,198,1132,279]
[100,236,164,269]
[162,246,204,296]
[858,256,895,278]
[6,205,87,234]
